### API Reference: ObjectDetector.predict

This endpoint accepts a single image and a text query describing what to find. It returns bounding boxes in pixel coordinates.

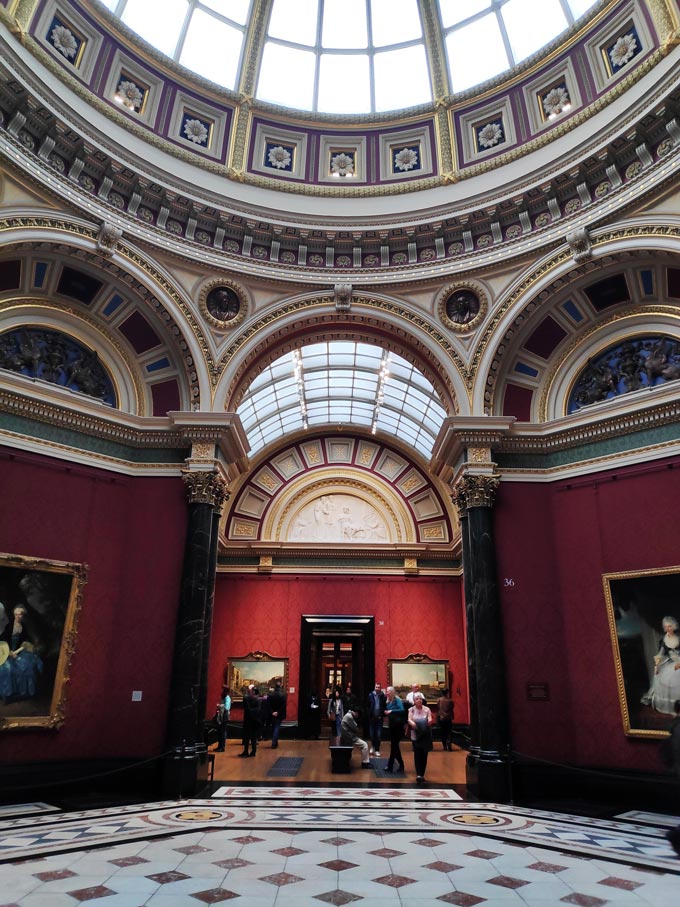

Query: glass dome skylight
[99,0,597,114]
[237,341,448,457]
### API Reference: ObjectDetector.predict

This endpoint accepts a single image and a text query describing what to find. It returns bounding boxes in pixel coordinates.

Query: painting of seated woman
[0,554,86,730]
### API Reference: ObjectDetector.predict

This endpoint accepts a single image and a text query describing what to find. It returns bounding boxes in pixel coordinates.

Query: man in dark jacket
[239,685,262,757]
[268,682,287,749]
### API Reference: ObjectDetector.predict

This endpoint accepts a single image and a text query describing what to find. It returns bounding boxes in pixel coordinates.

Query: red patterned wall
[209,573,468,724]
[495,457,680,771]
[0,446,186,762]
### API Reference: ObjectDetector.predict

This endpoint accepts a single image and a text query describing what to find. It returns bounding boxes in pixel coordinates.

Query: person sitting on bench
[340,707,371,767]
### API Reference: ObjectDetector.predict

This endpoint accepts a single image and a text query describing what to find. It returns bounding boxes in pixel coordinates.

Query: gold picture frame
[603,565,680,738]
[0,552,87,730]
[226,651,288,703]
[387,653,449,702]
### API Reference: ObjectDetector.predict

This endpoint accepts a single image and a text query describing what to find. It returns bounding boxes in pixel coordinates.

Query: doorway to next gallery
[299,615,375,737]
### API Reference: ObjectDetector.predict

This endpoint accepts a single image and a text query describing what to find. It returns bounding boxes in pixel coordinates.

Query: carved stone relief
[287,492,390,544]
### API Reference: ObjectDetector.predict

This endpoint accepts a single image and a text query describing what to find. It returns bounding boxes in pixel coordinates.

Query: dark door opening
[299,616,375,737]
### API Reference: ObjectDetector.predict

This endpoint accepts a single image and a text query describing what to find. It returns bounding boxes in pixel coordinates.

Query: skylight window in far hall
[236,341,448,458]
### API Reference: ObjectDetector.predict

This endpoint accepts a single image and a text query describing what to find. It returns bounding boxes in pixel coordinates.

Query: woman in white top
[407,692,433,782]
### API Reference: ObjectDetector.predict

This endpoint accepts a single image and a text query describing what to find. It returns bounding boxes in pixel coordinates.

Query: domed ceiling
[99,0,598,114]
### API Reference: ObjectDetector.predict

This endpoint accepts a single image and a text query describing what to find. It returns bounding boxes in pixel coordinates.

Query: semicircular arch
[213,291,468,415]
[472,222,680,420]
[0,229,210,413]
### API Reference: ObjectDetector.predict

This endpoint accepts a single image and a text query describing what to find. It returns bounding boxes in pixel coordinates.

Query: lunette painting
[0,552,87,730]
[603,566,680,737]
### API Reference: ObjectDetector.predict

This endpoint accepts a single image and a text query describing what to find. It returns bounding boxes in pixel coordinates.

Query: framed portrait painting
[0,552,87,730]
[388,654,449,702]
[226,651,288,702]
[603,565,680,738]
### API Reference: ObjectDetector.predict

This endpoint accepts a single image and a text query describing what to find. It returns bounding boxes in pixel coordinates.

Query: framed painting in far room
[603,565,680,738]
[226,651,288,702]
[0,552,87,730]
[388,654,449,703]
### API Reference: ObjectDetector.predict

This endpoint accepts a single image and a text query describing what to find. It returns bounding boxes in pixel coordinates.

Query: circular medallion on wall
[199,278,249,330]
[436,282,487,333]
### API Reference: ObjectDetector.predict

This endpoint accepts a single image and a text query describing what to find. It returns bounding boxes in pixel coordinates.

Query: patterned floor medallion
[1,787,678,906]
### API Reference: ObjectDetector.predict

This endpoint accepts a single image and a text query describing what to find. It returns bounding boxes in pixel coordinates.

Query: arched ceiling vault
[474,230,680,420]
[218,302,463,416]
[0,229,211,413]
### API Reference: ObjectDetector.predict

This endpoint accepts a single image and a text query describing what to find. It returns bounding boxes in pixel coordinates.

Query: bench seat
[329,737,354,773]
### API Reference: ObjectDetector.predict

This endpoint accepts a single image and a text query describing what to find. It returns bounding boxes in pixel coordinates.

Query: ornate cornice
[501,395,680,455]
[0,384,186,448]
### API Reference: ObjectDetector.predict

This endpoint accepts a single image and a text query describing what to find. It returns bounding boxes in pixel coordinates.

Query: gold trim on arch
[220,295,466,411]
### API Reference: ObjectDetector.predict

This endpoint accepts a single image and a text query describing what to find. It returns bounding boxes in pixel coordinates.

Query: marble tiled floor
[1,786,678,906]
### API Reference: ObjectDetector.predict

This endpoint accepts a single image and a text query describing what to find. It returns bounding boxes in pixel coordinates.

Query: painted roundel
[437,282,487,333]
[199,279,248,329]
[207,286,240,322]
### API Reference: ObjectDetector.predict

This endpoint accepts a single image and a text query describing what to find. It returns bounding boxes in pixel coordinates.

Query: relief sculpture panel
[287,493,390,543]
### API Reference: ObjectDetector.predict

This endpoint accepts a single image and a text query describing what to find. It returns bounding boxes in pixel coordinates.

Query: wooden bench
[329,736,354,773]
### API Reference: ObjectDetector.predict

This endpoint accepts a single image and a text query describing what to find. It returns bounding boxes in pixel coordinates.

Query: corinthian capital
[182,470,228,506]
[453,473,500,510]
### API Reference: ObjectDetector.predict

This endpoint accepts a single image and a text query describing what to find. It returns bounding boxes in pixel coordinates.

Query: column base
[161,744,210,799]
[477,751,512,803]
[465,749,479,795]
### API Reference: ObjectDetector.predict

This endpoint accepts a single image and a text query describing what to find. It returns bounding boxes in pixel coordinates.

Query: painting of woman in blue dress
[0,555,85,728]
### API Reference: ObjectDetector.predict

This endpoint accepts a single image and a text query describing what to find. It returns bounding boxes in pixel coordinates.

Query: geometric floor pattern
[1,788,678,905]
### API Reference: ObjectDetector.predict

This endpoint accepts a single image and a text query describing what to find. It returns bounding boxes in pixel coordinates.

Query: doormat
[267,757,303,777]
[372,760,408,779]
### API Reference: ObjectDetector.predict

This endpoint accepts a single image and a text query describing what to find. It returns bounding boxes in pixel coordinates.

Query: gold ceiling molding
[219,295,466,411]
[538,305,680,420]
[0,296,144,413]
[473,226,680,408]
[0,219,212,401]
[646,0,680,44]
